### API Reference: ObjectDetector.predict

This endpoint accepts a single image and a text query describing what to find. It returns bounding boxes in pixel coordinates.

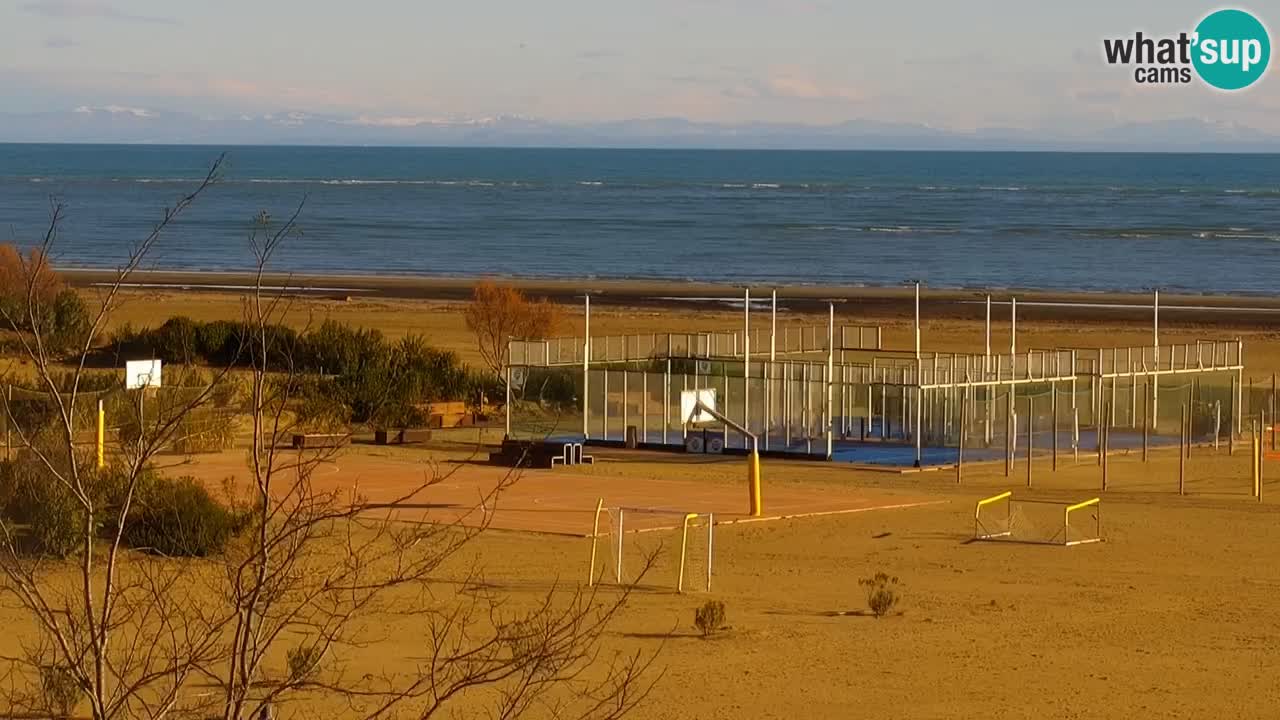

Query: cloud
[73,104,155,118]
[43,35,77,48]
[21,1,178,25]
[724,70,862,103]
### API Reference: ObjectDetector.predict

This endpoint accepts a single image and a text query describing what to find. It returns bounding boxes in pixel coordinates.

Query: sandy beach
[63,268,1280,327]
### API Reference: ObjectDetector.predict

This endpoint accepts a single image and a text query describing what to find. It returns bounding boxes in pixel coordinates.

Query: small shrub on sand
[694,600,727,637]
[38,662,81,719]
[287,645,323,684]
[859,572,902,618]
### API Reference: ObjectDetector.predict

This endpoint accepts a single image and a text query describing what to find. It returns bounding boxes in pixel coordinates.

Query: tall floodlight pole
[827,302,835,460]
[1154,289,1160,349]
[914,281,921,360]
[985,295,992,358]
[770,290,777,362]
[583,294,590,438]
[913,281,922,467]
[1152,289,1160,427]
[744,287,750,435]
[1010,297,1017,355]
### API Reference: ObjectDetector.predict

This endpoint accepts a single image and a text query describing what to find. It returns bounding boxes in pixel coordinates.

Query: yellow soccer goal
[973,491,1102,546]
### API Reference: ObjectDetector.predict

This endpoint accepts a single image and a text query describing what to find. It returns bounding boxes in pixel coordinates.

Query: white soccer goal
[973,491,1102,546]
[588,500,714,592]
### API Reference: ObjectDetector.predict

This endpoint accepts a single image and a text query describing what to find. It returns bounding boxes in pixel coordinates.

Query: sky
[2,0,1279,135]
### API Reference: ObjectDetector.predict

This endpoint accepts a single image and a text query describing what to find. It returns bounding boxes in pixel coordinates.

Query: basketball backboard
[680,388,717,425]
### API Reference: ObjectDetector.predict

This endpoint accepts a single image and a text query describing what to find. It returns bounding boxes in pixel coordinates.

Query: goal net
[974,491,1101,546]
[588,503,714,592]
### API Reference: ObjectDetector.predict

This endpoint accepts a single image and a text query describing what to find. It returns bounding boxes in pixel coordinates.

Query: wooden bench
[291,433,348,450]
[374,428,432,446]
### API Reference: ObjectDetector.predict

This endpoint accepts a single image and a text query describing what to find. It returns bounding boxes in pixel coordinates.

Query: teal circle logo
[1192,9,1270,90]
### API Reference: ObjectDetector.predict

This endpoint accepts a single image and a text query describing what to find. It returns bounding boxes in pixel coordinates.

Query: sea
[1,143,1278,294]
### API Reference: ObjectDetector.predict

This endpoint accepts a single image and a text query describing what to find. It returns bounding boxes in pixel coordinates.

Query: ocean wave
[978,185,1025,192]
[751,183,781,189]
[577,181,604,186]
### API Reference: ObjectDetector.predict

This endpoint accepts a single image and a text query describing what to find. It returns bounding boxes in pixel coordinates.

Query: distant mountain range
[1,107,1278,152]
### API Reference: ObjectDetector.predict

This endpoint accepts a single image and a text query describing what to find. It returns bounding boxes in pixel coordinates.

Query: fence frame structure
[506,295,1246,468]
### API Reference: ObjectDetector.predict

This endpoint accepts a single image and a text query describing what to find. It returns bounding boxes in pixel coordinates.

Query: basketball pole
[582,294,590,439]
[96,399,105,469]
[689,399,762,517]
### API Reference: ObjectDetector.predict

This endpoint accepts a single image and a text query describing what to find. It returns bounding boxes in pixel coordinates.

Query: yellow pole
[748,449,763,517]
[1255,429,1263,501]
[96,399,105,469]
[588,498,604,586]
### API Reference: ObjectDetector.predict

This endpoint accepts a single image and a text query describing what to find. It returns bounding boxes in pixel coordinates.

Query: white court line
[619,499,950,536]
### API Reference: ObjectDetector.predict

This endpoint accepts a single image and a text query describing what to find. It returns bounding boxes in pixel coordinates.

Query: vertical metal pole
[914,385,923,467]
[1179,405,1187,495]
[504,365,512,437]
[985,295,991,359]
[1026,396,1033,488]
[1142,386,1149,462]
[583,295,590,438]
[1052,383,1058,472]
[957,387,966,484]
[616,509,624,583]
[1010,297,1017,356]
[1102,403,1109,491]
[744,287,750,435]
[723,363,729,447]
[706,513,714,592]
[622,369,628,438]
[1236,339,1244,438]
[1257,412,1264,501]
[1153,288,1159,351]
[1187,384,1193,458]
[1004,388,1012,477]
[914,282,921,361]
[770,289,777,362]
[602,368,608,439]
[827,302,834,460]
[1214,401,1221,451]
[1229,377,1236,455]
[865,384,872,440]
[1073,406,1080,464]
[642,371,648,443]
[663,359,670,445]
[1252,421,1261,499]
[784,362,791,448]
[881,379,888,440]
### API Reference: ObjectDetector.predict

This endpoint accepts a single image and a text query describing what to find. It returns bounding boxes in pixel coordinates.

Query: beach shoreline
[61,268,1280,328]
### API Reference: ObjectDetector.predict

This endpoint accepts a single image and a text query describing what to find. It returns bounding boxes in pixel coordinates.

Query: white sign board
[680,388,717,425]
[125,359,162,390]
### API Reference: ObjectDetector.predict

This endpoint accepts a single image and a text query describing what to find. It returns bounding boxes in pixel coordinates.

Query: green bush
[694,600,727,637]
[121,475,243,557]
[0,453,88,558]
[45,289,90,356]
